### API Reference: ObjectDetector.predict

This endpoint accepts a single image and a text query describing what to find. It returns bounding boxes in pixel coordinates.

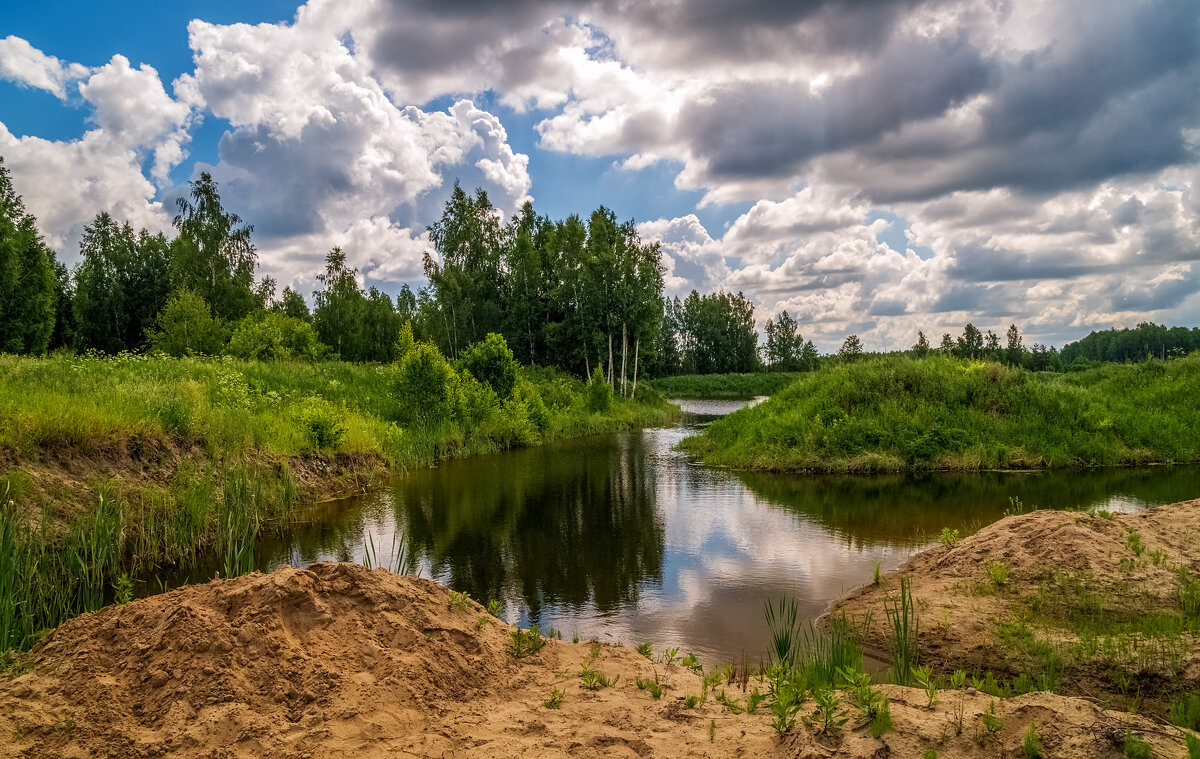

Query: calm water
[232,399,1200,664]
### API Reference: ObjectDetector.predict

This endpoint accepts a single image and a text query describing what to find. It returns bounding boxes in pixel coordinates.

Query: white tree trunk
[620,322,628,397]
[631,337,639,400]
[607,333,614,387]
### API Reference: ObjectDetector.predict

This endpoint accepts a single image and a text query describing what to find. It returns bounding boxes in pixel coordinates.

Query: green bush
[226,311,327,361]
[292,397,345,450]
[392,342,458,427]
[146,288,225,357]
[585,363,612,413]
[457,333,519,400]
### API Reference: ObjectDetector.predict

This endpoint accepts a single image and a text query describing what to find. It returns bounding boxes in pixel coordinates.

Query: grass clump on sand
[681,355,1200,473]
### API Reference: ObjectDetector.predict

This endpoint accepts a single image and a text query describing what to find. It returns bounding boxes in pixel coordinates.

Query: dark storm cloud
[678,34,994,179]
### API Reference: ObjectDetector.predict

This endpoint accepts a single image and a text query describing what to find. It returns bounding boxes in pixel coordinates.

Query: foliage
[764,311,819,372]
[647,372,806,399]
[1062,322,1200,365]
[391,342,459,427]
[226,311,327,361]
[1022,723,1043,759]
[543,689,564,709]
[146,288,226,357]
[805,685,849,735]
[1169,692,1200,731]
[457,333,519,400]
[1123,729,1151,758]
[585,363,613,413]
[664,290,759,374]
[509,624,546,658]
[635,676,663,698]
[938,527,960,547]
[0,158,58,355]
[683,355,1200,472]
[885,576,919,686]
[577,662,618,690]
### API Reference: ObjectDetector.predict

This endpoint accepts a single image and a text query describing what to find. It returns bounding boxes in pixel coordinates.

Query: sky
[0,0,1198,352]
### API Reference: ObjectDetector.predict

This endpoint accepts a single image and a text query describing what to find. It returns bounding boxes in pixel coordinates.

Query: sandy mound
[0,562,1193,758]
[834,499,1200,715]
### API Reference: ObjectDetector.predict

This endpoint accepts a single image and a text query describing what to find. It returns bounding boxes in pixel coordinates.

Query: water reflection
[237,398,1200,664]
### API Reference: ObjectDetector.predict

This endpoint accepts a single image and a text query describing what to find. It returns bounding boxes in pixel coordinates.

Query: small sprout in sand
[448,590,472,612]
[684,694,701,709]
[571,634,579,644]
[543,689,565,709]
[485,599,502,617]
[715,689,743,714]
[873,562,883,585]
[922,750,938,759]
[708,719,715,743]
[578,663,618,690]
[682,652,702,671]
[914,665,940,708]
[1119,556,1136,573]
[950,670,967,690]
[979,700,1003,733]
[474,615,488,630]
[746,687,765,714]
[1124,729,1151,759]
[636,676,663,699]
[703,669,723,689]
[545,627,563,640]
[1151,549,1167,566]
[805,686,849,736]
[869,697,892,739]
[1126,528,1145,557]
[1022,722,1043,759]
[985,561,1008,587]
[57,712,75,736]
[939,527,960,547]
[1185,733,1200,759]
[635,641,653,659]
[1097,509,1114,520]
[663,647,680,665]
[1003,496,1028,517]
[509,625,546,659]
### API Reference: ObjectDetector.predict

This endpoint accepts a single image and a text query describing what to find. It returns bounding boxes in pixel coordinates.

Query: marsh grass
[885,576,919,686]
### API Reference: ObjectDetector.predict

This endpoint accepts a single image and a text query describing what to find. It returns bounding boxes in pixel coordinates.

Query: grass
[681,354,1200,472]
[1023,723,1043,759]
[635,676,663,699]
[0,353,677,652]
[1124,729,1152,758]
[885,576,919,686]
[508,625,546,659]
[543,689,564,709]
[577,663,618,690]
[647,372,806,399]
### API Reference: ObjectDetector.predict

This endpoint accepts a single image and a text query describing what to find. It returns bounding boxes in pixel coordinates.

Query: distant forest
[0,162,1194,376]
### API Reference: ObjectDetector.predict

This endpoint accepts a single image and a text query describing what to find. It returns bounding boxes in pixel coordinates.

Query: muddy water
[240,399,1200,664]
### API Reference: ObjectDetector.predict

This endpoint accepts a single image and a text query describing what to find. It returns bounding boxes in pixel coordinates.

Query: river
[229,398,1200,664]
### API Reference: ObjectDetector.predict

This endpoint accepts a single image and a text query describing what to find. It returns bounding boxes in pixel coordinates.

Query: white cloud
[0,35,89,99]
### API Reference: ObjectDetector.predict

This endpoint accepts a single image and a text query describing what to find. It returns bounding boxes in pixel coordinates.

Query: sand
[1,522,1197,757]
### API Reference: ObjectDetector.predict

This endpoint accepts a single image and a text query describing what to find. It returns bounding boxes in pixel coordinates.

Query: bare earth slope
[0,562,1194,758]
[834,499,1200,717]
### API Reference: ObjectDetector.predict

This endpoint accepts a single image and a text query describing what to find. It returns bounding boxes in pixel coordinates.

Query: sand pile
[0,561,1194,758]
[835,499,1200,715]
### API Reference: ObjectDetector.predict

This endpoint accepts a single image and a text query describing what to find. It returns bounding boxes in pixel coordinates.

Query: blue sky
[1,0,1197,350]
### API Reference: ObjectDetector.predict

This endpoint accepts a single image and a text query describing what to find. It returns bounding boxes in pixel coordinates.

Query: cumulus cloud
[0,35,89,99]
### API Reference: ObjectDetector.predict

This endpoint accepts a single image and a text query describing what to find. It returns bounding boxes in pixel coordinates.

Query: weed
[543,689,565,709]
[708,719,715,743]
[885,576,919,686]
[448,590,472,612]
[1123,729,1151,758]
[113,573,134,605]
[839,667,884,722]
[950,670,966,690]
[1186,733,1200,759]
[578,663,618,690]
[913,665,940,707]
[764,596,799,669]
[873,563,883,585]
[636,641,653,659]
[474,615,488,630]
[1151,549,1167,566]
[636,676,663,699]
[939,527,960,547]
[1003,496,1028,517]
[768,677,804,736]
[1169,692,1200,731]
[922,751,938,759]
[746,687,765,714]
[985,561,1008,587]
[486,599,502,616]
[980,700,1003,733]
[509,625,545,658]
[57,712,75,736]
[869,697,892,739]
[684,694,701,709]
[682,652,702,671]
[715,689,744,714]
[1125,528,1145,556]
[805,685,849,735]
[1022,723,1042,759]
[664,647,680,666]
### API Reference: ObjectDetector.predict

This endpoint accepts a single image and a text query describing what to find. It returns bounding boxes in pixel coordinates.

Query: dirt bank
[833,498,1200,717]
[1,562,1193,758]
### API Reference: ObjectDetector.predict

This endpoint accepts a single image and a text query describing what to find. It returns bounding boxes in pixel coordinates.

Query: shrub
[146,288,225,357]
[1169,692,1200,731]
[392,342,458,426]
[585,363,612,413]
[226,311,327,361]
[1022,723,1042,759]
[292,396,346,450]
[457,333,519,400]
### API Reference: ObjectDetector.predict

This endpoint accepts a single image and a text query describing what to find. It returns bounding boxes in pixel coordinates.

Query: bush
[292,397,345,450]
[226,311,327,361]
[585,363,612,413]
[457,333,519,400]
[146,288,225,357]
[513,379,550,432]
[392,342,458,427]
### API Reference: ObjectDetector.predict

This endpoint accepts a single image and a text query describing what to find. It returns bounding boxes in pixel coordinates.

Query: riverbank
[832,499,1200,720]
[681,354,1200,472]
[0,352,679,649]
[1,561,1193,758]
[648,371,806,399]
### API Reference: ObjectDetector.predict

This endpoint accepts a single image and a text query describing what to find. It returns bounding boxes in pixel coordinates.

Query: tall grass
[885,576,919,686]
[682,354,1200,472]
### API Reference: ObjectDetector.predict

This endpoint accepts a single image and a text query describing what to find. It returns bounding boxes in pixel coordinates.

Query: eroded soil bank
[1,559,1196,758]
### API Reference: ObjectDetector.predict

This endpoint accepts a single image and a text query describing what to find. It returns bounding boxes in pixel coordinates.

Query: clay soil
[2,561,1196,758]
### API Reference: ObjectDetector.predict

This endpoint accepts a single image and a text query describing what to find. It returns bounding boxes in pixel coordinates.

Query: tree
[312,247,366,361]
[677,290,758,373]
[766,310,805,371]
[226,311,326,361]
[73,213,172,352]
[956,323,983,359]
[457,333,519,400]
[912,330,930,357]
[0,158,57,355]
[838,334,864,362]
[1005,323,1024,366]
[146,288,225,356]
[273,286,311,321]
[391,342,458,427]
[170,171,259,321]
[939,333,955,354]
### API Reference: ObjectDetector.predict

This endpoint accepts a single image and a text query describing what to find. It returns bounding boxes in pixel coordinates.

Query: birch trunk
[620,322,628,397]
[607,333,614,387]
[631,337,639,399]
